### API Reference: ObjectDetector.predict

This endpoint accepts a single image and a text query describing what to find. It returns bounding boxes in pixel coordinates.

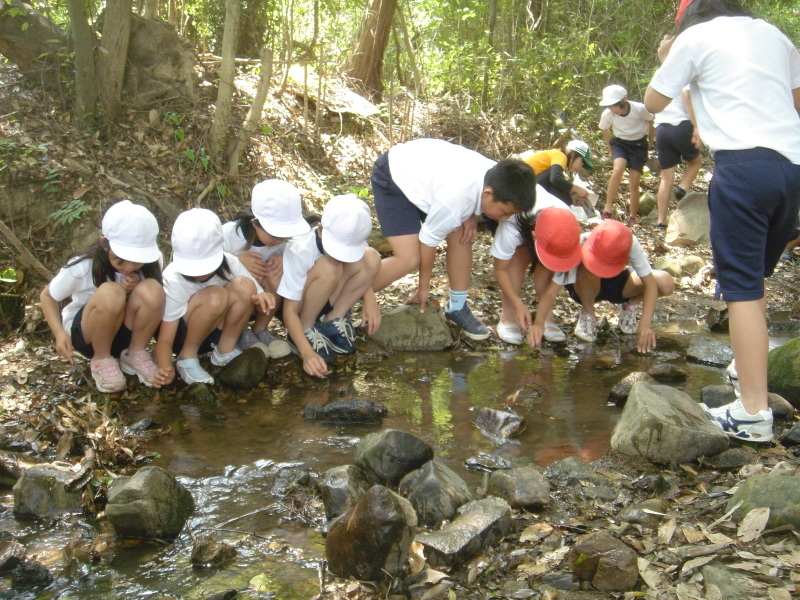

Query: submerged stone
[217,346,267,389]
[12,463,83,518]
[368,302,454,351]
[473,408,525,439]
[686,337,733,367]
[303,398,388,424]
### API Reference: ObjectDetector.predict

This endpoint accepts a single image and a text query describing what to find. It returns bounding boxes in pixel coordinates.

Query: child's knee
[132,278,165,307]
[313,255,344,282]
[364,248,381,277]
[655,271,676,296]
[95,281,127,308]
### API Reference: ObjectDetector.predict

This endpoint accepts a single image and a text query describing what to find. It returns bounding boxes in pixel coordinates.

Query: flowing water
[0,323,792,599]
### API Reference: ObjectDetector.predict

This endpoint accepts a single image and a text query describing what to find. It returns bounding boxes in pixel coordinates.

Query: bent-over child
[154,208,276,387]
[40,200,165,392]
[519,140,595,208]
[278,194,380,379]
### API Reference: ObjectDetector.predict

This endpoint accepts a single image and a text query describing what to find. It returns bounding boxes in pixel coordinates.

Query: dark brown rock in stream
[303,398,388,424]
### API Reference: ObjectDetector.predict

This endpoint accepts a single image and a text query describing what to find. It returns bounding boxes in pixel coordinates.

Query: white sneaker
[176,357,214,385]
[725,360,740,397]
[543,323,566,343]
[574,313,597,342]
[497,321,523,345]
[210,346,242,367]
[699,399,774,442]
[618,303,638,335]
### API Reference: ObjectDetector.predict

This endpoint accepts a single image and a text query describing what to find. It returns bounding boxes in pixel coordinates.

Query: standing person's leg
[532,262,565,341]
[372,234,420,292]
[570,265,601,342]
[444,231,489,340]
[603,157,628,218]
[656,167,676,226]
[678,154,703,195]
[498,245,530,329]
[628,169,642,222]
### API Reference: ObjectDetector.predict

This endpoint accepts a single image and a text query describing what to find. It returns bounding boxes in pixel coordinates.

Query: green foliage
[48,198,89,227]
[0,268,17,284]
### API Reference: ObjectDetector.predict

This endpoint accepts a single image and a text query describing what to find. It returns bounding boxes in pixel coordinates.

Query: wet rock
[217,346,267,389]
[679,255,707,276]
[464,453,512,472]
[767,337,800,406]
[544,456,611,488]
[768,392,796,420]
[106,466,195,539]
[608,371,656,406]
[702,447,758,469]
[567,530,638,591]
[780,421,800,446]
[10,560,53,591]
[705,307,729,333]
[611,382,729,464]
[183,382,215,404]
[326,485,417,580]
[635,474,671,495]
[540,573,580,590]
[12,462,84,517]
[354,429,434,484]
[128,417,159,433]
[701,564,758,600]
[488,465,549,508]
[0,449,43,485]
[303,398,388,424]
[665,192,710,247]
[619,498,668,526]
[320,465,371,520]
[727,475,800,530]
[0,539,25,574]
[191,535,237,568]
[473,408,525,439]
[368,302,454,351]
[686,336,733,367]
[64,534,116,564]
[203,591,238,600]
[398,460,472,527]
[647,363,688,383]
[267,465,311,496]
[699,384,737,408]
[416,497,512,567]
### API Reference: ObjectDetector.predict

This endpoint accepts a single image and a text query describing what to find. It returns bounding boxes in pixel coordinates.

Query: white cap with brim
[252,179,311,238]
[599,84,627,106]
[170,208,225,276]
[321,194,372,263]
[102,199,161,264]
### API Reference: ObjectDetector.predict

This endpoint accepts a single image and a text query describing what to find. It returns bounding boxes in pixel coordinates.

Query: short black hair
[676,0,751,34]
[484,158,537,212]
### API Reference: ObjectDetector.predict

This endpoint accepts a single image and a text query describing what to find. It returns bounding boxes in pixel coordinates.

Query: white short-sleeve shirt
[221,221,286,261]
[162,252,263,322]
[276,229,322,302]
[553,233,652,286]
[654,88,691,127]
[650,16,800,164]
[388,139,496,247]
[599,101,654,140]
[490,186,565,260]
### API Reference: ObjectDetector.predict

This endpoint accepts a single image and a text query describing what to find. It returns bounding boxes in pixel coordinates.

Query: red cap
[534,208,582,272]
[676,0,693,23]
[582,220,633,279]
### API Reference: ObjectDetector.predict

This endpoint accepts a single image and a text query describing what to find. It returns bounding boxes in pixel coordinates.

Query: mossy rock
[767,338,800,407]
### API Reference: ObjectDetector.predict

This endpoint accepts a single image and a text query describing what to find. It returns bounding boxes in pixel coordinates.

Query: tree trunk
[98,0,132,120]
[142,0,157,18]
[209,0,241,166]
[66,0,97,129]
[345,0,397,101]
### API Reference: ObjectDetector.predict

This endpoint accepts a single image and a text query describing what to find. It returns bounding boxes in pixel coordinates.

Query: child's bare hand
[457,216,478,245]
[54,331,74,363]
[252,292,277,314]
[636,327,656,353]
[238,252,270,280]
[527,323,544,348]
[154,366,175,388]
[264,254,283,280]
[405,288,428,313]
[361,295,382,335]
[657,34,675,63]
[303,353,329,378]
[120,274,139,293]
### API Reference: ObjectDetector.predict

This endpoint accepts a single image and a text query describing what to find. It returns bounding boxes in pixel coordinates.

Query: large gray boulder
[398,460,473,526]
[767,338,800,406]
[488,465,550,508]
[611,382,729,464]
[13,463,83,518]
[105,466,194,539]
[320,464,372,521]
[354,429,434,484]
[727,475,800,530]
[666,192,710,247]
[368,303,454,351]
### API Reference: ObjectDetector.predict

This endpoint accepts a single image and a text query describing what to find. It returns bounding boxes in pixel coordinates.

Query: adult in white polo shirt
[370,138,537,340]
[645,0,800,443]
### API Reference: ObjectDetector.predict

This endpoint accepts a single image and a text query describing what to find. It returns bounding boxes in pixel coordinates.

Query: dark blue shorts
[372,151,427,237]
[71,306,132,359]
[170,318,222,355]
[610,136,648,172]
[565,268,632,305]
[709,147,800,302]
[656,121,699,170]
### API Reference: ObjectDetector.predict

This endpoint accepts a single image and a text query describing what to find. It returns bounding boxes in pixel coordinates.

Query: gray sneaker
[445,304,490,340]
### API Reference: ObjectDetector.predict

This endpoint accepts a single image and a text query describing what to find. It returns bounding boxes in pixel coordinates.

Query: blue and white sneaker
[445,304,490,341]
[211,346,242,367]
[176,357,214,385]
[699,399,774,443]
[288,327,336,364]
[315,317,356,354]
[725,360,740,397]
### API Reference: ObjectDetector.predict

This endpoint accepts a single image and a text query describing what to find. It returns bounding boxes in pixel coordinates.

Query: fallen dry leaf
[738,507,769,543]
[680,555,715,576]
[658,517,677,544]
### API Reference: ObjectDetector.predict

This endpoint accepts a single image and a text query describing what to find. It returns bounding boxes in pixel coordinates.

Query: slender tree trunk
[66,0,96,129]
[345,0,397,101]
[227,49,273,177]
[209,0,241,166]
[97,0,132,120]
[396,3,422,93]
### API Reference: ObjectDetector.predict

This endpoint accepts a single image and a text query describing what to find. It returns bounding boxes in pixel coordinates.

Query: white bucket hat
[321,194,372,263]
[170,208,225,276]
[251,179,311,238]
[599,84,627,106]
[102,199,161,264]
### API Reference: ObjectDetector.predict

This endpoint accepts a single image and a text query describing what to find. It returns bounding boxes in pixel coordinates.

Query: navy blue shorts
[71,306,132,359]
[610,136,648,172]
[372,151,427,237]
[170,318,222,355]
[565,268,632,305]
[656,121,699,170]
[709,147,800,302]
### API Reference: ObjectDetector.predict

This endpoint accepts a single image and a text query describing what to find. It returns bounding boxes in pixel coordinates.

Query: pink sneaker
[90,357,127,393]
[120,348,158,387]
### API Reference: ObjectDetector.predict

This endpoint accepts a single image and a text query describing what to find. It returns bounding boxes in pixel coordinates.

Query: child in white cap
[598,84,655,223]
[223,179,311,359]
[154,208,277,387]
[278,194,380,378]
[40,200,165,392]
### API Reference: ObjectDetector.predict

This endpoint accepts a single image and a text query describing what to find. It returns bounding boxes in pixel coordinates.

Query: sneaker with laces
[211,346,242,367]
[120,348,158,387]
[618,303,638,335]
[315,317,357,354]
[288,327,337,364]
[699,399,774,442]
[176,357,215,385]
[255,329,292,359]
[574,312,597,342]
[236,328,260,350]
[725,360,740,397]
[445,304,490,340]
[90,357,127,393]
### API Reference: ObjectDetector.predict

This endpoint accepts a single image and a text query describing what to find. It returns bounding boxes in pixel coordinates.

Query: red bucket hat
[534,207,582,272]
[582,220,633,279]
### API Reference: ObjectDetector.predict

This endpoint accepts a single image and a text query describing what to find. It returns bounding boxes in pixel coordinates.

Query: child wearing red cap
[529,220,674,352]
